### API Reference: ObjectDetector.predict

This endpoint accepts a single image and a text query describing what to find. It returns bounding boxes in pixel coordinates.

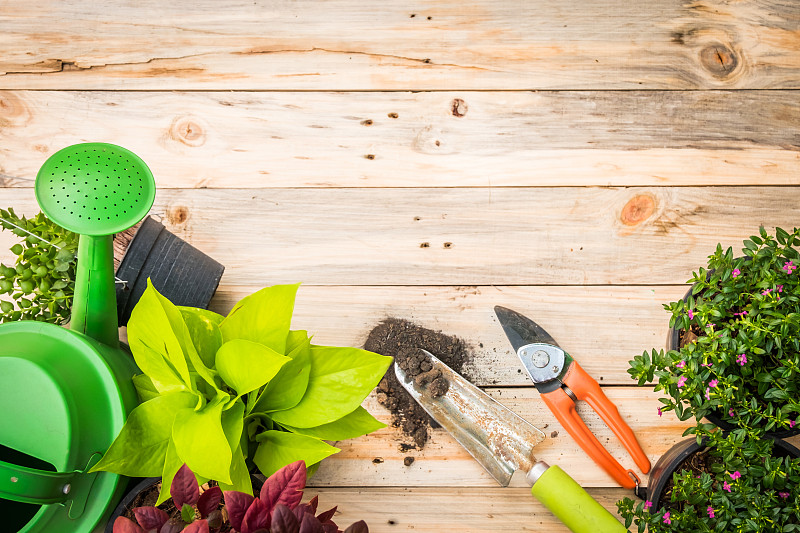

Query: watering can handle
[0,459,76,504]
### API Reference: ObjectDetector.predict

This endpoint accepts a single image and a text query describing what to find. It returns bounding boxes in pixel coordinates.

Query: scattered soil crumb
[550,431,559,438]
[366,318,472,449]
[403,456,415,467]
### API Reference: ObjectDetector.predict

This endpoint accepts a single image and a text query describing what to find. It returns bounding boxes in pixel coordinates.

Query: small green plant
[0,208,78,324]
[113,460,369,533]
[617,430,800,532]
[628,227,800,436]
[93,281,392,504]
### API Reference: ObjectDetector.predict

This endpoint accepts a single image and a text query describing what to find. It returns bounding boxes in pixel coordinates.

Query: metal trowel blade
[395,349,546,486]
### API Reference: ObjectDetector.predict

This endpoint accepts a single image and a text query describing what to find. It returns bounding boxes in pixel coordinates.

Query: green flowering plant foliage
[92,280,392,504]
[0,208,78,324]
[617,429,800,532]
[628,227,800,436]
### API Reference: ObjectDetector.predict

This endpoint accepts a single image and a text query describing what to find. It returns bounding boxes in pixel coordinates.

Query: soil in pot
[365,318,473,450]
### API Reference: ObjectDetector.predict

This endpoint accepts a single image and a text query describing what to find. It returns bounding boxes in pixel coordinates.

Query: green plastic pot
[0,143,154,532]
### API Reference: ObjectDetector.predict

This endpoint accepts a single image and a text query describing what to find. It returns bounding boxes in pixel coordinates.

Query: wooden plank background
[2,1,799,531]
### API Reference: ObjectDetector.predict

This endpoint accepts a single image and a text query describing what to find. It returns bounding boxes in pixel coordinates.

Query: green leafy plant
[93,281,392,504]
[617,430,800,532]
[113,460,369,533]
[0,207,78,324]
[628,227,800,436]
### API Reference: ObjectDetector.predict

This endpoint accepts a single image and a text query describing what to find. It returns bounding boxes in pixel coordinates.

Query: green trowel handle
[530,463,627,533]
[71,234,119,348]
[0,460,75,504]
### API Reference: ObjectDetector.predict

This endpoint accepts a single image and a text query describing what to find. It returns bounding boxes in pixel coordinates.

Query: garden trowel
[395,350,626,533]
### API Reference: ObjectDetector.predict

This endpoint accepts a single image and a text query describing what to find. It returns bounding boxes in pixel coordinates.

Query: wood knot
[621,194,655,226]
[361,119,374,126]
[167,205,190,225]
[700,44,738,79]
[0,92,32,127]
[451,98,468,117]
[169,116,206,147]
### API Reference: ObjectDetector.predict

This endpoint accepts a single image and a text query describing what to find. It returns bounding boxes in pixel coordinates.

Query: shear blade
[394,349,545,487]
[494,306,560,351]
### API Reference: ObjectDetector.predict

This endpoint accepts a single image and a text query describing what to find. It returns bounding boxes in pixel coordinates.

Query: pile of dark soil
[365,318,472,450]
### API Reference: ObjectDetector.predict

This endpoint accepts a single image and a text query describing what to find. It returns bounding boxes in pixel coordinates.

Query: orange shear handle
[540,388,639,489]
[563,361,651,477]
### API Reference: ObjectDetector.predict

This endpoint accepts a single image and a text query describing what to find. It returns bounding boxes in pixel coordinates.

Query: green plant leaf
[132,373,160,403]
[270,346,392,428]
[216,339,290,396]
[217,444,252,495]
[219,283,300,353]
[282,406,385,441]
[250,334,312,413]
[179,306,224,369]
[157,439,194,506]
[253,430,339,477]
[91,391,197,476]
[172,394,233,484]
[128,281,192,388]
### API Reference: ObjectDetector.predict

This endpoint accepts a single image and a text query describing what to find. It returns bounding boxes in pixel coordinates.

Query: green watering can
[0,143,155,532]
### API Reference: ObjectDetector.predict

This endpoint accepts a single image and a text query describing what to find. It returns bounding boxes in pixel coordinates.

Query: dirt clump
[366,318,472,449]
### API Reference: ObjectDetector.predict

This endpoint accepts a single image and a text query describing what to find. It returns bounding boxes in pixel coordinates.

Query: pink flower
[791,420,796,429]
[729,408,735,417]
[707,322,715,329]
[658,408,663,417]
[762,289,772,296]
[734,310,748,318]
[779,492,790,499]
[783,261,796,274]
[676,360,686,369]
[705,387,711,400]
[707,506,715,518]
[702,362,712,368]
[677,376,687,388]
[732,269,741,278]
[730,471,741,480]
[663,512,671,525]
[687,309,694,319]
[778,284,784,293]
[709,379,718,388]
[644,501,653,510]
[737,353,747,366]
[723,481,731,492]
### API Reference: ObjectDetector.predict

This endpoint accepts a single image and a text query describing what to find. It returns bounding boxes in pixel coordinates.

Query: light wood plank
[4,187,800,287]
[1,1,799,90]
[1,91,799,188]
[302,487,630,532]
[309,388,736,488]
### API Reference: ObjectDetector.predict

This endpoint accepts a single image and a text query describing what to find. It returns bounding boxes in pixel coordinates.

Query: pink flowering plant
[628,227,800,436]
[617,430,800,532]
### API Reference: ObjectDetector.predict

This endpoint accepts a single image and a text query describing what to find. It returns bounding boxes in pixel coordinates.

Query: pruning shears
[495,305,651,490]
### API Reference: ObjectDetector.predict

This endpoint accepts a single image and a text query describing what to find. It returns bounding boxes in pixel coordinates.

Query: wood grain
[1,1,799,90]
[1,90,799,188]
[4,187,800,286]
[302,487,630,532]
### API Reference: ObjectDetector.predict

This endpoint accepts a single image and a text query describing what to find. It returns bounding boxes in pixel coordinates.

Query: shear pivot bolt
[531,350,550,368]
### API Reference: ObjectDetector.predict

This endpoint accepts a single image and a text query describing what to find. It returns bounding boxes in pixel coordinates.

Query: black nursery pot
[115,216,225,325]
[667,285,800,439]
[641,437,800,508]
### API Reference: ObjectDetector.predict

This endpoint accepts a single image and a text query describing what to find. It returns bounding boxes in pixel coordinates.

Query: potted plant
[628,227,800,437]
[110,460,369,533]
[91,281,392,504]
[617,429,800,531]
[0,208,224,326]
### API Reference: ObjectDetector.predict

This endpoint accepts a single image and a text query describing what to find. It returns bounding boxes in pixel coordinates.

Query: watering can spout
[71,235,119,348]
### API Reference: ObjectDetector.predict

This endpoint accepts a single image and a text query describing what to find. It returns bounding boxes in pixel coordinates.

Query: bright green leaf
[91,391,197,476]
[251,334,312,413]
[270,346,392,428]
[253,430,339,477]
[216,339,290,396]
[171,394,233,484]
[179,306,224,369]
[217,444,252,495]
[132,373,160,403]
[282,406,385,441]
[219,283,300,353]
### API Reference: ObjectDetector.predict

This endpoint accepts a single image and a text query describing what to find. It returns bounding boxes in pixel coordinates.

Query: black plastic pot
[640,437,800,507]
[115,216,224,325]
[667,283,800,439]
[105,475,264,533]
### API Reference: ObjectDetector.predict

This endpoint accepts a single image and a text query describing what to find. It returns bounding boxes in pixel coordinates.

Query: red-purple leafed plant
[113,461,369,533]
